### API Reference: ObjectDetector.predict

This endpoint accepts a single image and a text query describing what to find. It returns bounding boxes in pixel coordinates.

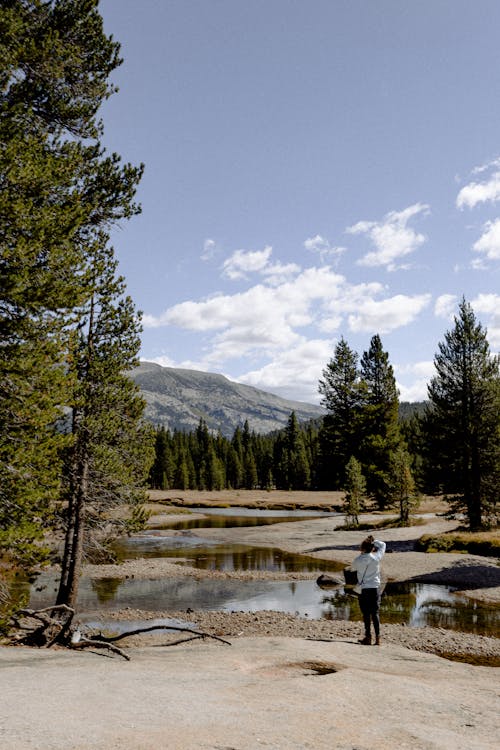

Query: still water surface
[27,572,499,638]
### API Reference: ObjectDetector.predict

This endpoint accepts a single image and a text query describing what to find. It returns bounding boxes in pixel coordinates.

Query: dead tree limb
[92,624,232,646]
[9,605,231,658]
[70,633,130,661]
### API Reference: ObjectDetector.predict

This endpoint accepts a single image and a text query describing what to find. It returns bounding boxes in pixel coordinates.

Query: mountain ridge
[130,361,325,437]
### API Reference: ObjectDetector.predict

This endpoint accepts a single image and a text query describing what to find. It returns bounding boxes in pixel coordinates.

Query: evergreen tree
[56,237,153,606]
[359,335,401,507]
[342,456,366,526]
[173,454,189,490]
[425,299,500,529]
[0,2,153,608]
[274,412,310,490]
[387,447,418,525]
[242,449,258,489]
[318,338,363,488]
[226,444,243,489]
[1,0,140,566]
[149,427,174,489]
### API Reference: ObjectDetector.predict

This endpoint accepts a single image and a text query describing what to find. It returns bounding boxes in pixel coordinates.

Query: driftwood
[9,606,231,660]
[91,623,232,646]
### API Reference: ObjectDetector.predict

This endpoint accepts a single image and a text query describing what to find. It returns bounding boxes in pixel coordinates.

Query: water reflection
[161,507,337,530]
[24,574,500,637]
[114,538,346,575]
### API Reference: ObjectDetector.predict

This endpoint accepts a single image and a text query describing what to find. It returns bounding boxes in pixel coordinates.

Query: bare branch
[70,636,130,661]
[91,624,232,646]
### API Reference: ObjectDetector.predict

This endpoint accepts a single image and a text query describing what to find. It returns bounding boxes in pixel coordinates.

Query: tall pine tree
[318,338,363,488]
[1,2,153,604]
[425,299,499,529]
[56,238,153,606]
[0,0,127,565]
[359,335,401,508]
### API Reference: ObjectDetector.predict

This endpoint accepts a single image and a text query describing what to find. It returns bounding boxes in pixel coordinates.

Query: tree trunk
[56,450,88,608]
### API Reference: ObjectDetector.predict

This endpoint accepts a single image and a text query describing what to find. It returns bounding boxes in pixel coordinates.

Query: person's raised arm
[372,539,386,559]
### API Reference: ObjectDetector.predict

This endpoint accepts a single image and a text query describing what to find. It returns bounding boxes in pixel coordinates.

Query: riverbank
[78,491,500,665]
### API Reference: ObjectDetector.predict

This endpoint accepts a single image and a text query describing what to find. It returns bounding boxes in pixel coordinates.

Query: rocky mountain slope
[130,361,325,436]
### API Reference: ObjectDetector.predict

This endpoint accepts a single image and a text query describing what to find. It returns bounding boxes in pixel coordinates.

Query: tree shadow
[408,562,500,590]
[305,544,359,553]
[306,541,416,553]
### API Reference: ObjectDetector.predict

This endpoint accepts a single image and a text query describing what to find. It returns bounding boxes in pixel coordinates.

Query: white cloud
[471,157,500,175]
[434,294,457,319]
[472,218,500,262]
[394,361,435,402]
[221,246,273,280]
[143,255,433,401]
[457,171,500,209]
[261,260,301,285]
[201,238,217,260]
[347,203,430,271]
[396,379,429,403]
[236,338,333,404]
[471,293,500,348]
[395,360,435,379]
[304,234,346,262]
[145,266,430,345]
[347,294,431,334]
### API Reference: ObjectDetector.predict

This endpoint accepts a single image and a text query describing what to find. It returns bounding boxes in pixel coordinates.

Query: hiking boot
[375,636,381,646]
[358,636,372,645]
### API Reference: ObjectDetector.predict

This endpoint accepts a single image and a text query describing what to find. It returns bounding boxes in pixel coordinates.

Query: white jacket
[351,540,386,589]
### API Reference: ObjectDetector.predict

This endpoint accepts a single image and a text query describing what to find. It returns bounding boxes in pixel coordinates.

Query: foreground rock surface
[1,637,498,750]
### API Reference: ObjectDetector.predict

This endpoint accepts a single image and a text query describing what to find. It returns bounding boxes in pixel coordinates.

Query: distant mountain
[130,362,325,437]
[399,401,428,419]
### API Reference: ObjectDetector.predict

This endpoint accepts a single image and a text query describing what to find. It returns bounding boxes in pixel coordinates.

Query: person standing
[351,534,386,645]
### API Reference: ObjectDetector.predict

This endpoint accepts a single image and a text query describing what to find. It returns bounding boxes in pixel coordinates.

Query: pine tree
[318,338,363,488]
[56,237,153,606]
[1,0,137,566]
[149,427,173,489]
[1,2,153,608]
[274,412,310,490]
[359,335,401,507]
[387,447,418,525]
[425,299,500,529]
[343,456,366,527]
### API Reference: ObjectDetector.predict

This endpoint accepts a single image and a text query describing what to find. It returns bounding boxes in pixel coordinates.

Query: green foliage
[342,456,366,526]
[318,338,363,488]
[387,447,419,525]
[274,412,311,490]
[424,299,500,529]
[358,335,402,507]
[317,335,402,500]
[124,502,152,535]
[147,412,318,492]
[1,2,152,599]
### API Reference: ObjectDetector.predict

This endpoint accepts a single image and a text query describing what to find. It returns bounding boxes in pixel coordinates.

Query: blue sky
[99,0,500,404]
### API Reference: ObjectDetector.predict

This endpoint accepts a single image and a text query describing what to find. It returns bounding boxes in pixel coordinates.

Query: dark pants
[359,588,381,638]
